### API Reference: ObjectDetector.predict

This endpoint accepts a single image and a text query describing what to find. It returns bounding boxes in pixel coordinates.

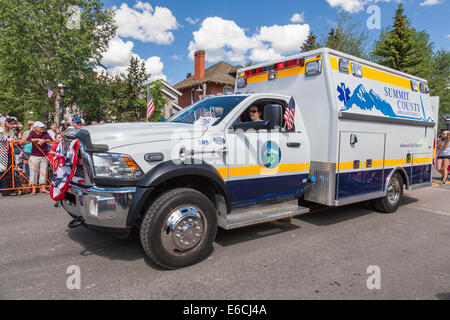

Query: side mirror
[264,104,283,130]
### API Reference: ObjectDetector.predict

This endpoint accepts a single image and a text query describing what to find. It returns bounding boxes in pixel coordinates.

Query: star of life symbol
[337,82,351,103]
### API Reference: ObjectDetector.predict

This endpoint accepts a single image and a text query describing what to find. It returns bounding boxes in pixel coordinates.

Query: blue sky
[100,0,449,85]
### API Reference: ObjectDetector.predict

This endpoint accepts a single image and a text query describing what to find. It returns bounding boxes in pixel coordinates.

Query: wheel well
[394,169,409,189]
[139,175,228,221]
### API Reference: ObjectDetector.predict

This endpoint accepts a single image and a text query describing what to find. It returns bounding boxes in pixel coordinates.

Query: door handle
[287,142,301,148]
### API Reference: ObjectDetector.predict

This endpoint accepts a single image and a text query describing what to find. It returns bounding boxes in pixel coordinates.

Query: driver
[248,105,262,121]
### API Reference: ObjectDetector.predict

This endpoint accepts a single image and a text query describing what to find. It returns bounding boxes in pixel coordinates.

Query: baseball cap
[5,116,17,123]
[72,116,82,123]
[32,121,46,128]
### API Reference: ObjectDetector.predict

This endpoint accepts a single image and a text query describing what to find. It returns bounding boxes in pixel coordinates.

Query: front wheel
[140,188,217,269]
[372,172,403,213]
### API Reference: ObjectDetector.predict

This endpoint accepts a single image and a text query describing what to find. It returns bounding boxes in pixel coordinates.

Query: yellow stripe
[413,157,432,164]
[330,56,413,90]
[339,157,431,171]
[228,163,309,177]
[216,167,228,179]
[330,56,338,70]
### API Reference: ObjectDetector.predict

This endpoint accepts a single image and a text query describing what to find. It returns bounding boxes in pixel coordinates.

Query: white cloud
[185,17,199,25]
[171,54,183,60]
[419,0,443,6]
[101,36,135,66]
[114,1,178,44]
[100,36,167,81]
[188,17,310,63]
[326,0,393,13]
[290,12,304,23]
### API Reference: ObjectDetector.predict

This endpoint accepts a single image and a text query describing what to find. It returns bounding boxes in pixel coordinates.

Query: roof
[174,61,242,90]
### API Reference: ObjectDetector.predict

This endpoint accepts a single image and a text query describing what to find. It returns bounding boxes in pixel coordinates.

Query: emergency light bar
[244,58,305,77]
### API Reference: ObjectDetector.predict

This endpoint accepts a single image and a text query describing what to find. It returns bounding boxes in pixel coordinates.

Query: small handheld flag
[147,85,154,119]
[284,97,295,131]
[48,89,53,98]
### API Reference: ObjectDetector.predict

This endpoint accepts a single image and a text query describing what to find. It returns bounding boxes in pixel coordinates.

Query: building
[174,50,242,108]
[158,79,182,119]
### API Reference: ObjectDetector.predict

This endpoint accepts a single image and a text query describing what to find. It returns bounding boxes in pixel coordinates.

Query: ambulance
[58,48,438,269]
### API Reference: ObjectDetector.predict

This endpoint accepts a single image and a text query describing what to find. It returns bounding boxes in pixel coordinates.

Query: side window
[233,99,287,126]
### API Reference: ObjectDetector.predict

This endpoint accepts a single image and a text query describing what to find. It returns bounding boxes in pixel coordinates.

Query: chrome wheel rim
[387,178,401,206]
[161,205,205,256]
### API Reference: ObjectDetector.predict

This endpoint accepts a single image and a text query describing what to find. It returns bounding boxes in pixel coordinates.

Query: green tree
[429,50,450,129]
[300,31,320,52]
[0,0,116,125]
[186,72,192,79]
[371,4,420,73]
[109,57,149,122]
[245,60,253,67]
[324,12,368,58]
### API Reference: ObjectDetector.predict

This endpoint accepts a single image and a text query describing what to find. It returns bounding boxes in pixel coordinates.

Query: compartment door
[337,131,385,199]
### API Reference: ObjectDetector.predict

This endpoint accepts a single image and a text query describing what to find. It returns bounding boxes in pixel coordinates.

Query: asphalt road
[1,180,449,300]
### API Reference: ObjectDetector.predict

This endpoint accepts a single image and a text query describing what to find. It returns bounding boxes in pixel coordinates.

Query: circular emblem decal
[261,141,281,169]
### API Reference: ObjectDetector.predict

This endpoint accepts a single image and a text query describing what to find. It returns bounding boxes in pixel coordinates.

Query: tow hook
[68,217,85,229]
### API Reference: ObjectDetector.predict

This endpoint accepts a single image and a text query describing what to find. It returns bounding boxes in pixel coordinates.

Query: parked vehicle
[58,48,438,269]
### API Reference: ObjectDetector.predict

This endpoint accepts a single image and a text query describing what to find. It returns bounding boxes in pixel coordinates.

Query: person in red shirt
[26,121,52,194]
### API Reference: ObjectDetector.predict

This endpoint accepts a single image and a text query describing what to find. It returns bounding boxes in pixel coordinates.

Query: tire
[139,188,217,269]
[371,172,403,213]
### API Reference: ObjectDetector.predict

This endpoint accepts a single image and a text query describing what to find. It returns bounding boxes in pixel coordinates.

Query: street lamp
[58,83,67,123]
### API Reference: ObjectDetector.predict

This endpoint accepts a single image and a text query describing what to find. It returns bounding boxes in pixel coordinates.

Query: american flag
[284,97,295,131]
[48,89,53,98]
[147,85,155,119]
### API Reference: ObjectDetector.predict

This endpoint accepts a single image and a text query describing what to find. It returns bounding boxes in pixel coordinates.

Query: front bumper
[60,183,136,231]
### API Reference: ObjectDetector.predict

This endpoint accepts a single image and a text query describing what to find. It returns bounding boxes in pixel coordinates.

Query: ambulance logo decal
[338,83,434,123]
[261,141,281,169]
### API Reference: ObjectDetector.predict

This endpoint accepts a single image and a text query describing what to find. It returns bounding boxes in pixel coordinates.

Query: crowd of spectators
[0,115,106,196]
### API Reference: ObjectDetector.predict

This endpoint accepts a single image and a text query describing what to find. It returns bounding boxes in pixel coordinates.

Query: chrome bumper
[60,184,136,230]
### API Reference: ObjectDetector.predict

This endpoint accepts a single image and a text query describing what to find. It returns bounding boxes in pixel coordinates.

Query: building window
[191,89,195,104]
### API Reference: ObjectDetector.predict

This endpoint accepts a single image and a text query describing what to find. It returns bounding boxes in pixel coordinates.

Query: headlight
[92,153,143,180]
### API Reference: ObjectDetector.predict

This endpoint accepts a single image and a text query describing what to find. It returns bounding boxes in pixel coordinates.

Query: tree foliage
[300,31,320,52]
[0,0,116,125]
[428,50,450,129]
[371,4,420,73]
[105,57,167,122]
[324,12,369,58]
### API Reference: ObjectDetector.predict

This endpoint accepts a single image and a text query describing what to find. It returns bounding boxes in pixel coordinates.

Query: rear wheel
[372,172,403,213]
[140,188,217,269]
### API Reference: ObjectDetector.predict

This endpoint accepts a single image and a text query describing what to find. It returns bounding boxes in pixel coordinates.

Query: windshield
[169,95,247,125]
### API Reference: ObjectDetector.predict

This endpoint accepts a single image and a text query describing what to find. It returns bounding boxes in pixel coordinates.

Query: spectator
[99,120,106,125]
[0,117,22,196]
[70,116,82,129]
[91,121,98,125]
[436,130,450,184]
[60,121,71,133]
[26,121,52,194]
[12,123,24,172]
[48,133,62,171]
[23,120,34,179]
[47,123,58,140]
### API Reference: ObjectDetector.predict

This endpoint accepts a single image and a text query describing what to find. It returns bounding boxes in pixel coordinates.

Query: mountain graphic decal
[342,84,397,117]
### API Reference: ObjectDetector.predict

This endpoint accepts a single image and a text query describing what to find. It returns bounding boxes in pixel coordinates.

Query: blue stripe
[336,164,432,199]
[227,174,308,209]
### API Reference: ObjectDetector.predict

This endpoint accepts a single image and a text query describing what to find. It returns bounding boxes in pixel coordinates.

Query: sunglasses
[248,110,259,113]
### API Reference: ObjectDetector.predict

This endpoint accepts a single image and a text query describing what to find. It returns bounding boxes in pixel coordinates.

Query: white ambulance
[59,48,438,269]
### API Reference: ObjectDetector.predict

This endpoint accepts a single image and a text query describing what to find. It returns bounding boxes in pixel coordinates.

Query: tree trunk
[54,93,61,127]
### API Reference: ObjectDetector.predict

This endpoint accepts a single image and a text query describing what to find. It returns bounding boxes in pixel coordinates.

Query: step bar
[219,200,310,230]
